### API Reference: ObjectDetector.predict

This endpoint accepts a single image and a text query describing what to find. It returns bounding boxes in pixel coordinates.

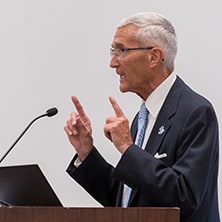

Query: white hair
[117,12,177,72]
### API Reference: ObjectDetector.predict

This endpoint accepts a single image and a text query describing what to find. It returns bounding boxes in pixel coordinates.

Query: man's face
[110,24,152,97]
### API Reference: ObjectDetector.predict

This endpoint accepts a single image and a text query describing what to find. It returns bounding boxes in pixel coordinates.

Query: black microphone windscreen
[46,107,58,117]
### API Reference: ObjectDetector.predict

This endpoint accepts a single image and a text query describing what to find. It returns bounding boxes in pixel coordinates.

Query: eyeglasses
[110,47,154,60]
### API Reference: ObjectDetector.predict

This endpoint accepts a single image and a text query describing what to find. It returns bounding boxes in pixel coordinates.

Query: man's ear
[148,47,164,67]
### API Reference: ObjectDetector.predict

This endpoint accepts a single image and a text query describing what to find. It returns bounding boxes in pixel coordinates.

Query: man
[64,12,220,222]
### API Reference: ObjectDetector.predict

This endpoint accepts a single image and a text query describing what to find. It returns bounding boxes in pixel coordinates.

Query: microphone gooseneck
[0,107,58,164]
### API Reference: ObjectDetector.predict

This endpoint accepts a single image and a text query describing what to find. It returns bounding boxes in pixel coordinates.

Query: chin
[119,86,129,93]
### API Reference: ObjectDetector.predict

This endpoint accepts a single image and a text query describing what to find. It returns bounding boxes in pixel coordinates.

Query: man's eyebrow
[112,43,125,48]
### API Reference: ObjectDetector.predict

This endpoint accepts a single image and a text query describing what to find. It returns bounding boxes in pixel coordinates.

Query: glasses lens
[110,48,115,57]
[115,49,121,58]
[110,48,123,59]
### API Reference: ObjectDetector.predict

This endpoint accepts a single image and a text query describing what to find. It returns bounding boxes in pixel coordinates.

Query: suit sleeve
[66,147,120,206]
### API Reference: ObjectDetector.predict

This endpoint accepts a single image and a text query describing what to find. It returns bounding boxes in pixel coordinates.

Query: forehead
[112,24,139,47]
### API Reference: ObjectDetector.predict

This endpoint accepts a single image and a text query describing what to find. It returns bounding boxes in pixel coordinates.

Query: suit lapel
[144,76,185,155]
[144,118,171,155]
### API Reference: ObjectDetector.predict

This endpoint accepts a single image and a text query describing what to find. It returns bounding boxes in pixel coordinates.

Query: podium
[0,207,180,222]
[0,165,180,221]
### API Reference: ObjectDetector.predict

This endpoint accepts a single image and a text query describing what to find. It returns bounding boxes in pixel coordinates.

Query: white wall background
[0,0,221,213]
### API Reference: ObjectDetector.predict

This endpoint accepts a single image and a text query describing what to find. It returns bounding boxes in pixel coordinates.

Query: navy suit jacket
[67,76,220,222]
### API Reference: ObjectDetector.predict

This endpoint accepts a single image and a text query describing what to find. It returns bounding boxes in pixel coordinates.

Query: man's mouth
[120,74,124,79]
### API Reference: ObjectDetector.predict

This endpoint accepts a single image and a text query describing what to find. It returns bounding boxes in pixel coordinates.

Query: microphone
[0,107,58,164]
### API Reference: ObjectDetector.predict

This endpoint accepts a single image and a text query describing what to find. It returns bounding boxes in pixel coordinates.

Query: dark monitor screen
[0,164,62,206]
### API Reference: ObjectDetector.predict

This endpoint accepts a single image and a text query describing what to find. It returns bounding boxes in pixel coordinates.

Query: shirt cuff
[73,156,82,167]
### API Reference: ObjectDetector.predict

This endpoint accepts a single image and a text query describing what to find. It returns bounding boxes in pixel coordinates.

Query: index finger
[109,96,125,117]
[71,96,87,119]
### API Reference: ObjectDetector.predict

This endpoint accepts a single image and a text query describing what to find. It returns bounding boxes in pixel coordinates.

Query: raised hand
[64,96,93,161]
[104,96,133,154]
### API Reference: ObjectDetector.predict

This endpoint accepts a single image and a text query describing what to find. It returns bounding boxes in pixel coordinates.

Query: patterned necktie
[135,103,149,147]
[123,103,149,207]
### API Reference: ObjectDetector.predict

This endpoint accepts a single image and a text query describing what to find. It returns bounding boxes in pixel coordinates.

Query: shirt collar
[144,74,176,120]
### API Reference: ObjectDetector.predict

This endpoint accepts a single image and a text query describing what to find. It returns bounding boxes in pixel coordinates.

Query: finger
[66,119,78,136]
[65,112,79,135]
[71,96,89,122]
[104,127,112,142]
[64,125,73,136]
[109,96,125,117]
[70,112,78,126]
[105,116,119,124]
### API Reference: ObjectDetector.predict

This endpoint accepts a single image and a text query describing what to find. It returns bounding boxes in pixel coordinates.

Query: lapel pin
[158,126,165,135]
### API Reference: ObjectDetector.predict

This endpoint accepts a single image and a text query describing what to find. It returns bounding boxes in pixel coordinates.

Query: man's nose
[109,56,119,68]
